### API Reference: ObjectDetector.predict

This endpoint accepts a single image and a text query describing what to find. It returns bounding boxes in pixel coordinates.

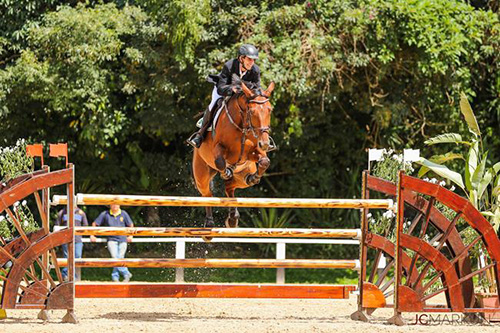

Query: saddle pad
[196,102,224,132]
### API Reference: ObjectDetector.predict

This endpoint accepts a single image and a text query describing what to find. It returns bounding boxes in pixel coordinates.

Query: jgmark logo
[410,313,492,326]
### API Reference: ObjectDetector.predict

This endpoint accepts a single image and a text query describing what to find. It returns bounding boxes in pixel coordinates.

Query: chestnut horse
[192,79,275,228]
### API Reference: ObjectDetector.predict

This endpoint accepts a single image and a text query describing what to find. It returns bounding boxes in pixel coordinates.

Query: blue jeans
[62,242,83,280]
[107,240,131,280]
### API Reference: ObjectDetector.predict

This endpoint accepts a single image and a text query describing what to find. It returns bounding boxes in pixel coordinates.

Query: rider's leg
[187,87,222,148]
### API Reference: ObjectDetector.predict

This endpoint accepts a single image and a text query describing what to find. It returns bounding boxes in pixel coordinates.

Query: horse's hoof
[245,174,260,185]
[225,217,239,228]
[202,236,213,243]
[220,168,233,180]
[203,219,214,240]
[204,219,215,228]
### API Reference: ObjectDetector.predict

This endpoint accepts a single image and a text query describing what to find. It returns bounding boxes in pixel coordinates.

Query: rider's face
[241,56,255,69]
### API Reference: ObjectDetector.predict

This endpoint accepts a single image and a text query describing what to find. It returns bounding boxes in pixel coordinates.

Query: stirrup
[267,136,278,152]
[186,132,202,148]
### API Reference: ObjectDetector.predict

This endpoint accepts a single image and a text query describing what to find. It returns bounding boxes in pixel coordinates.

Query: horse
[192,78,275,228]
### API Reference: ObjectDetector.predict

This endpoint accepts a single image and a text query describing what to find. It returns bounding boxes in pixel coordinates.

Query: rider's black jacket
[208,58,261,96]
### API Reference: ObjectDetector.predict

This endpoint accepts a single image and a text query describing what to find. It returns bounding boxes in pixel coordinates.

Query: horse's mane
[230,74,263,96]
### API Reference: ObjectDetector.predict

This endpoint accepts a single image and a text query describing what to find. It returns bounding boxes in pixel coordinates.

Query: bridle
[224,93,273,166]
[225,94,271,139]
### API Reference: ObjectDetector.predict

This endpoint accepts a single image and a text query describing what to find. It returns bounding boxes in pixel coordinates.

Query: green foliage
[244,208,294,229]
[134,0,211,68]
[0,215,12,239]
[367,209,396,242]
[0,200,38,239]
[417,93,500,230]
[418,152,464,178]
[0,0,64,54]
[424,134,469,146]
[13,200,39,234]
[0,139,34,182]
[82,266,357,284]
[371,149,414,183]
[417,158,466,190]
[460,92,482,137]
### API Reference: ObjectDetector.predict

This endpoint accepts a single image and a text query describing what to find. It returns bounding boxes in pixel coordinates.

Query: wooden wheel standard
[352,172,474,323]
[388,172,500,325]
[0,166,76,323]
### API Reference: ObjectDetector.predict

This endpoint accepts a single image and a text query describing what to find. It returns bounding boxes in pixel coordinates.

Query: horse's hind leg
[193,150,217,227]
[224,182,240,228]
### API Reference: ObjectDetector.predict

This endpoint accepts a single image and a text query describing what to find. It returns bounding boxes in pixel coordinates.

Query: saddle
[196,97,228,133]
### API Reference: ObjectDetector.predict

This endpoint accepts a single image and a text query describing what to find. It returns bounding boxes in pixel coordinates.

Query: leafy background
[0,0,499,281]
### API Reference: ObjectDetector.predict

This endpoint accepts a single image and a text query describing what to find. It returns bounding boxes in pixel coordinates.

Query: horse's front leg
[214,143,234,180]
[193,150,216,227]
[204,207,214,227]
[224,183,239,228]
[246,150,270,186]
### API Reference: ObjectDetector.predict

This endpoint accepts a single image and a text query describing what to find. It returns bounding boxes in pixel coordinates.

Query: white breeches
[208,86,222,111]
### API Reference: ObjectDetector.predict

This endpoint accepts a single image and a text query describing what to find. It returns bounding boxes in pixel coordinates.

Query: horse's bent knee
[258,157,270,169]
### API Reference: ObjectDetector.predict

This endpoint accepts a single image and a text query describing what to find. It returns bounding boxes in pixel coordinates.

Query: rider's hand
[127,236,133,243]
[90,235,97,243]
[232,86,239,93]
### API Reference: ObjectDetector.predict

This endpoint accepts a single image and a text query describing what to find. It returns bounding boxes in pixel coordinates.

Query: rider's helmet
[238,44,259,60]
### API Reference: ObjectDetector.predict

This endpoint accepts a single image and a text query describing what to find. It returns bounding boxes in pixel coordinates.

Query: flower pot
[476,293,500,322]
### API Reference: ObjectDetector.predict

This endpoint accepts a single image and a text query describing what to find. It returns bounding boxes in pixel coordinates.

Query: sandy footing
[1,293,499,332]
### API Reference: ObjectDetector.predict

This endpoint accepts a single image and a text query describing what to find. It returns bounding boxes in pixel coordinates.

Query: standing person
[90,204,134,282]
[187,44,261,148]
[56,205,88,281]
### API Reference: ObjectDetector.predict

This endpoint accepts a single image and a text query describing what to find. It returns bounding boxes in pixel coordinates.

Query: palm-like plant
[246,208,295,229]
[416,92,500,230]
[243,208,295,257]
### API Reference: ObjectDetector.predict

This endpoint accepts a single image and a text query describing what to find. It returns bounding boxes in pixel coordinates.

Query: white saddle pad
[196,103,224,131]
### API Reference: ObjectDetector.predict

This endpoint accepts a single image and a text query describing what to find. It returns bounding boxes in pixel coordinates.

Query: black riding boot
[187,108,211,148]
[187,101,220,148]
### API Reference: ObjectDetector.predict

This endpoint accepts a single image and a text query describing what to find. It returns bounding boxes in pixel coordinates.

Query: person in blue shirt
[56,205,88,281]
[90,204,134,282]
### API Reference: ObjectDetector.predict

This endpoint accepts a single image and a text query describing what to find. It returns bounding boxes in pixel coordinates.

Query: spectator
[90,204,133,282]
[56,205,88,281]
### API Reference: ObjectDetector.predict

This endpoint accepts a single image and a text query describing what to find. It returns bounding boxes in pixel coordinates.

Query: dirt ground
[1,290,499,333]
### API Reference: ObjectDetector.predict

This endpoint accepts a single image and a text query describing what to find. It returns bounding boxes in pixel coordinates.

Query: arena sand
[1,292,499,332]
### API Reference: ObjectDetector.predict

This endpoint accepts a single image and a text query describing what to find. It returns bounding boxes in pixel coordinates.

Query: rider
[187,44,261,148]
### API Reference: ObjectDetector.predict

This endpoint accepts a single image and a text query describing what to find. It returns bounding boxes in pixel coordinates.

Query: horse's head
[238,81,275,151]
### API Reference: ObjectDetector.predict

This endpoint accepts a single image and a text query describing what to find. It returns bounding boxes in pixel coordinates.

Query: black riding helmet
[238,44,259,59]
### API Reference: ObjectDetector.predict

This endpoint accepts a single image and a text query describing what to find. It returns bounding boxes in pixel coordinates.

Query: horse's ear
[264,82,275,96]
[241,81,252,98]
